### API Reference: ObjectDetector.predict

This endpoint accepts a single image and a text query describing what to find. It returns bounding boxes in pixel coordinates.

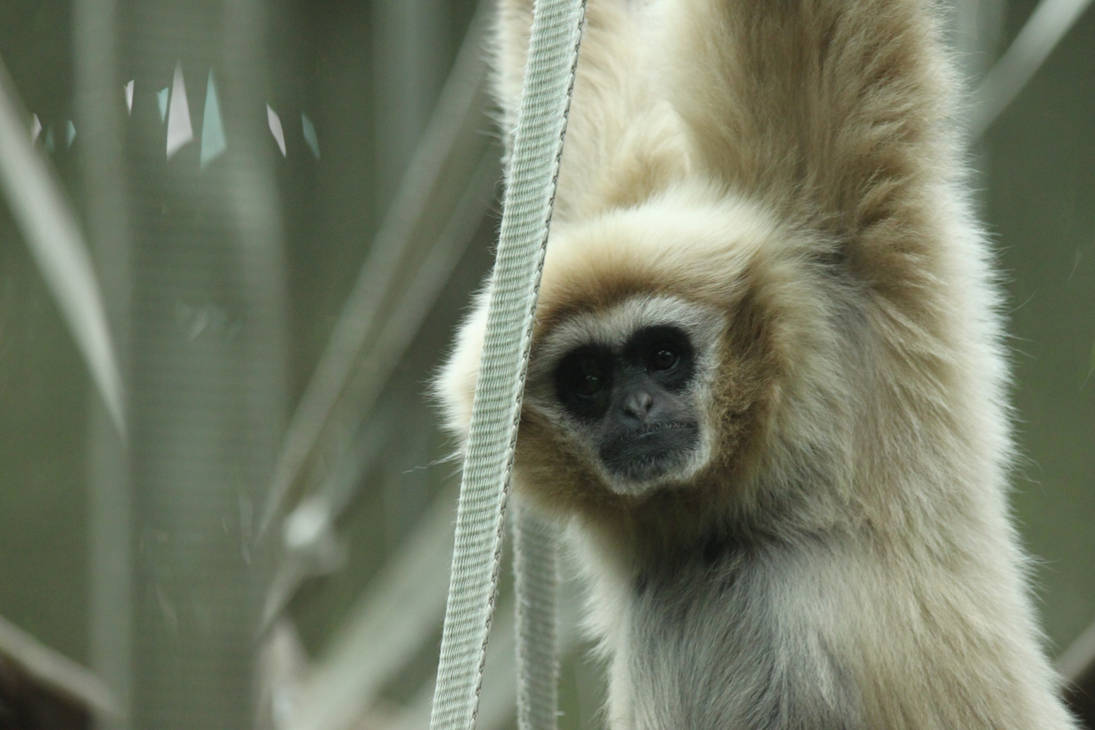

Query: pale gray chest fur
[607,538,862,730]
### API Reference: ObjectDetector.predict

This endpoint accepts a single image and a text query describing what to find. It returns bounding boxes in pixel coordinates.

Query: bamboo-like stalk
[0,614,118,719]
[0,58,125,437]
[970,0,1094,135]
[73,1,287,727]
[72,2,134,728]
[258,10,491,537]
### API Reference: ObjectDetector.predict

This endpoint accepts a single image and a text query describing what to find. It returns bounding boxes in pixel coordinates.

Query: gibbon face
[521,294,726,496]
[439,189,816,518]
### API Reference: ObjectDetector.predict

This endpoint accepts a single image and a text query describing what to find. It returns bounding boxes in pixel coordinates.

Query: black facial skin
[554,325,700,483]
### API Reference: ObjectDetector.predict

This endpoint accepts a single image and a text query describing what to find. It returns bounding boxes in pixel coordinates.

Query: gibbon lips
[599,421,699,482]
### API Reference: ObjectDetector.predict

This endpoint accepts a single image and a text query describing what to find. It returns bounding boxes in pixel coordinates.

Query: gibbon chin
[437,1,1079,728]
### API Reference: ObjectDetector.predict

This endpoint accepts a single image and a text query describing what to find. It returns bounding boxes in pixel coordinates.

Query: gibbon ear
[434,288,490,446]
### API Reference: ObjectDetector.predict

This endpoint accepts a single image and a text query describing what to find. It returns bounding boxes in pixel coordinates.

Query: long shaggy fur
[437,1,1078,727]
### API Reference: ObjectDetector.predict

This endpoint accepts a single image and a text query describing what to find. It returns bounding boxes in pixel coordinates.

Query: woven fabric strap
[513,504,559,730]
[428,1,586,728]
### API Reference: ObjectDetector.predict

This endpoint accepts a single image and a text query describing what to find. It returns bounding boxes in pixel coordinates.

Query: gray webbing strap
[428,1,585,728]
[513,505,559,730]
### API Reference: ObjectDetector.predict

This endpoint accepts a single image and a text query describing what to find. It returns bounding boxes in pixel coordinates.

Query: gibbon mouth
[599,421,700,483]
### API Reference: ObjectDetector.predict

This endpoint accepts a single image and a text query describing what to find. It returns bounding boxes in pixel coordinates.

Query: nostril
[623,390,654,420]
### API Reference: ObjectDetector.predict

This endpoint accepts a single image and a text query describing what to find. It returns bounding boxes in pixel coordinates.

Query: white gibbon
[438,0,1079,727]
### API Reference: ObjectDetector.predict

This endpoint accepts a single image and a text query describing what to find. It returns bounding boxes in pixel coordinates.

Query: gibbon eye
[576,362,605,398]
[555,346,613,418]
[624,325,695,389]
[648,346,679,372]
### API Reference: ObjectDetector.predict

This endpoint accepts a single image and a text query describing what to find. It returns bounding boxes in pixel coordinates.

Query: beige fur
[437,1,1078,727]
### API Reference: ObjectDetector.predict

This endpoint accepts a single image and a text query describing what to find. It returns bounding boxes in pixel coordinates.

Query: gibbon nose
[621,390,655,422]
